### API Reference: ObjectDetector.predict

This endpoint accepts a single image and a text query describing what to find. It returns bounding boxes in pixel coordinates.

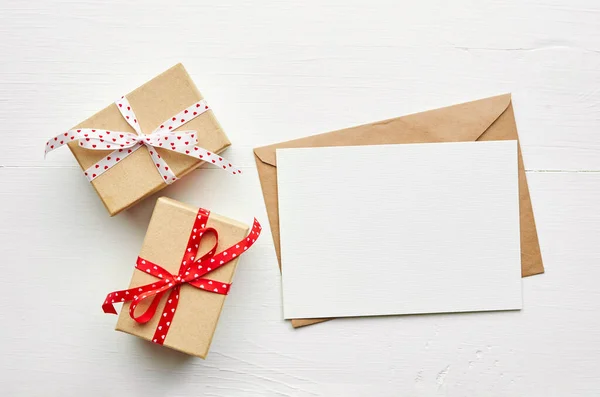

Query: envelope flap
[253,94,512,167]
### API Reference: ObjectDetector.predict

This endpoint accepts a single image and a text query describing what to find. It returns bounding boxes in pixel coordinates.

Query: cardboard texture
[67,64,231,216]
[253,94,544,328]
[115,197,249,358]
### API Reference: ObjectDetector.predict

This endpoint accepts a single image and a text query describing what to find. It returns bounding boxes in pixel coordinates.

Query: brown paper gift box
[254,94,544,328]
[115,197,249,358]
[67,64,231,216]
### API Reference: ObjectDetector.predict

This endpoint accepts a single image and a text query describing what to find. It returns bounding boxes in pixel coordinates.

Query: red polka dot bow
[103,208,261,345]
[45,96,241,184]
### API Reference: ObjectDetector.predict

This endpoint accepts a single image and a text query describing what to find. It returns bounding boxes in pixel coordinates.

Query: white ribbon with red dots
[103,207,262,345]
[45,96,241,184]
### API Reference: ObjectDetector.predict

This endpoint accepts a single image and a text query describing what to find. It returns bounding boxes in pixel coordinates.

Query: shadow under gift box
[67,64,231,216]
[114,197,249,359]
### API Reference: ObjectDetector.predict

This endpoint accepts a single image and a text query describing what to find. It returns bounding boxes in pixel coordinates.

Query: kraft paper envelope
[253,94,544,328]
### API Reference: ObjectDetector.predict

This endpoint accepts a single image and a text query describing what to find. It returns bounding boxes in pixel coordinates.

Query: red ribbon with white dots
[102,208,261,345]
[45,96,241,184]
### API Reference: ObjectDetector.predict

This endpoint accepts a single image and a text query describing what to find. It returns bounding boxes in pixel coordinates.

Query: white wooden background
[1,0,599,395]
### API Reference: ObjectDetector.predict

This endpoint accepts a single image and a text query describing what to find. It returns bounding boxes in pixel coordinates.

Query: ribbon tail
[168,145,242,175]
[145,144,178,184]
[102,286,142,314]
[44,132,75,157]
[45,129,138,157]
[151,286,181,345]
[102,302,118,315]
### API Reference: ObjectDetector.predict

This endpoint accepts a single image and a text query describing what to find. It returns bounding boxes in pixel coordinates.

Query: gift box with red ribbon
[45,64,241,216]
[103,197,261,358]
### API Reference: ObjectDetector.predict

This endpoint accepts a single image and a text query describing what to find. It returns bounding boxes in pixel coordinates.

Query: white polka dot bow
[44,96,240,184]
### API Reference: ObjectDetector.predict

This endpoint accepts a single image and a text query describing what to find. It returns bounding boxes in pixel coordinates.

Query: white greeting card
[277,140,522,319]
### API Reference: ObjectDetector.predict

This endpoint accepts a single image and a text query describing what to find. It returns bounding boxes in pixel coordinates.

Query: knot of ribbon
[45,96,241,184]
[102,207,261,344]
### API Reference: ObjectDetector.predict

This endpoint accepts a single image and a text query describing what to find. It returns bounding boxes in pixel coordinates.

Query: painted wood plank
[1,1,599,170]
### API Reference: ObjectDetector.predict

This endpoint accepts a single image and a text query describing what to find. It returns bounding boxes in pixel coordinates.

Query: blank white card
[277,141,522,319]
